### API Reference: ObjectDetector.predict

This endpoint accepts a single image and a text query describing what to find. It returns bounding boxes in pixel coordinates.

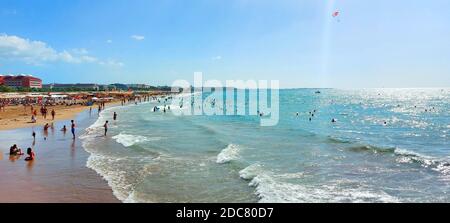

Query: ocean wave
[112,133,161,147]
[239,164,398,203]
[239,163,263,179]
[81,103,160,202]
[394,149,450,174]
[216,144,241,164]
[346,145,396,153]
[327,136,352,144]
[339,142,450,175]
[86,154,157,202]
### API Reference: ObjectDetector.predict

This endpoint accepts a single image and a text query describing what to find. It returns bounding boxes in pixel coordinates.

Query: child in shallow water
[25,148,35,161]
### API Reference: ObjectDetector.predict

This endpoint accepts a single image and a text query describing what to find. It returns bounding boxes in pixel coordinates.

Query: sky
[0,0,449,88]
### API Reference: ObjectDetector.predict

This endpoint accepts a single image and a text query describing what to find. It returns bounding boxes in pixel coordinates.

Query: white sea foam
[394,148,450,174]
[86,154,157,202]
[239,163,263,180]
[216,144,241,164]
[86,154,134,202]
[81,102,159,202]
[112,133,161,147]
[240,165,399,203]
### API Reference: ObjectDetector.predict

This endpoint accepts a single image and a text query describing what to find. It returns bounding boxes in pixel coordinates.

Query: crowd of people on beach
[7,103,109,162]
[3,93,168,165]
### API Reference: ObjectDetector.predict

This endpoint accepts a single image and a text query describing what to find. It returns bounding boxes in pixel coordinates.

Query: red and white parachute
[332,10,340,18]
[332,10,340,22]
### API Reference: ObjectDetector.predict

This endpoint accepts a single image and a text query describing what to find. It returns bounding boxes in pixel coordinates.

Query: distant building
[110,83,129,90]
[128,84,151,89]
[0,74,42,88]
[43,83,100,90]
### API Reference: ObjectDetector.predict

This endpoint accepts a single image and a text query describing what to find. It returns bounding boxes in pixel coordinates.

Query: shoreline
[0,107,120,203]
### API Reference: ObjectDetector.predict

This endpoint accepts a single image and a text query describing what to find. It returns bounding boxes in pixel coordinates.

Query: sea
[80,88,449,203]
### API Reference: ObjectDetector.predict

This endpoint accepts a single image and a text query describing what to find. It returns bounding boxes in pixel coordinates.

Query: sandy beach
[0,101,121,131]
[0,108,119,203]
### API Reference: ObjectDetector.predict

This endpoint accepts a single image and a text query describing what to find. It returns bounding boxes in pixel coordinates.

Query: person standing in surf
[71,120,76,139]
[103,121,109,136]
[113,112,117,121]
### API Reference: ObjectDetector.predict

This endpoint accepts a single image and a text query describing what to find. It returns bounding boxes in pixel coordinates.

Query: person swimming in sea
[32,131,36,140]
[331,118,337,123]
[61,125,67,132]
[9,144,23,156]
[25,148,35,161]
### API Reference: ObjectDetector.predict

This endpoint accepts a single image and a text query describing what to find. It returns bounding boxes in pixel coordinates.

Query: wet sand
[0,109,119,203]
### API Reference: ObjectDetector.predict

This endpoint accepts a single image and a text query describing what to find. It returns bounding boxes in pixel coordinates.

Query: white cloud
[99,59,124,67]
[131,35,145,41]
[0,34,123,67]
[106,40,113,44]
[72,48,89,55]
[212,56,222,60]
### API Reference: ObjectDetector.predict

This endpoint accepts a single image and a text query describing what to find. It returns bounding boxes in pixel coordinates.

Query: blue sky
[0,0,449,88]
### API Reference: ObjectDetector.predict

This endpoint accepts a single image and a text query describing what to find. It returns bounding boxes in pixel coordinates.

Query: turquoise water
[81,88,450,203]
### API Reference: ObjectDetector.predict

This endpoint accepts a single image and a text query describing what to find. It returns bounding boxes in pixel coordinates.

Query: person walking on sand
[71,120,76,139]
[43,107,48,119]
[51,109,56,120]
[103,121,109,136]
